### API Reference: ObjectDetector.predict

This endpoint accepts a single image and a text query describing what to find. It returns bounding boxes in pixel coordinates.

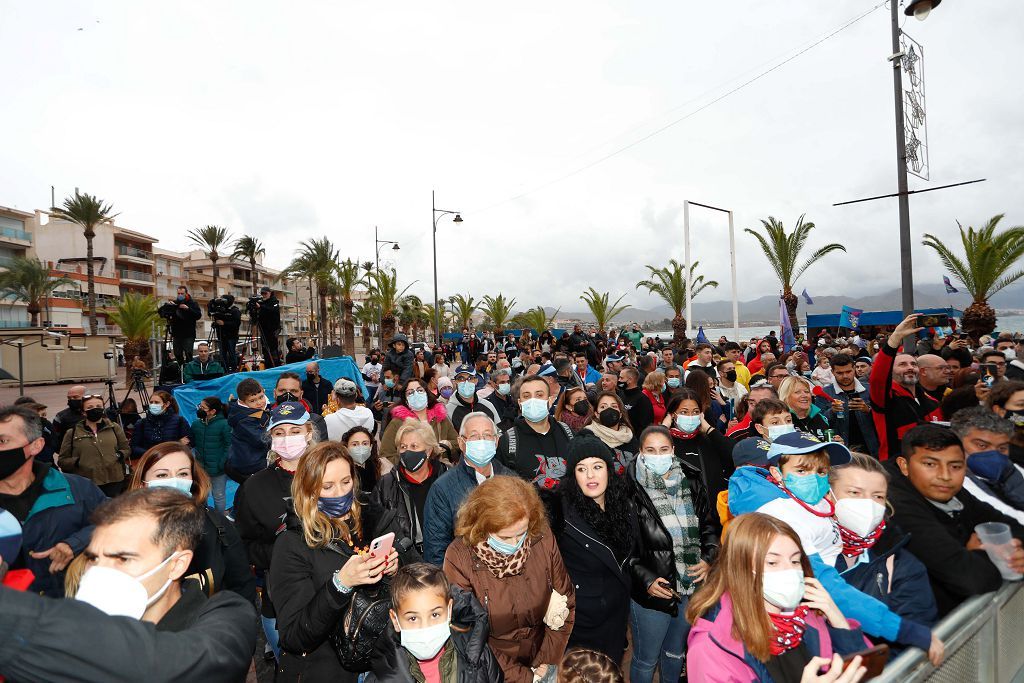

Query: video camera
[157,301,177,321]
[246,295,261,319]
[208,296,233,319]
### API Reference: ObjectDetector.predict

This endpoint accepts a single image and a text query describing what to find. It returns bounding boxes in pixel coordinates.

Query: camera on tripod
[208,296,232,320]
[246,295,261,319]
[158,301,178,321]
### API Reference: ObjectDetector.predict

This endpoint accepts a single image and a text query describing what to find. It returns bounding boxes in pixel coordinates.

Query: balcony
[117,268,155,284]
[0,226,32,246]
[116,244,154,265]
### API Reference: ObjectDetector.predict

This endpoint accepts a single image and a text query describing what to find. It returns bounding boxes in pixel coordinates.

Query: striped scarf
[637,459,703,594]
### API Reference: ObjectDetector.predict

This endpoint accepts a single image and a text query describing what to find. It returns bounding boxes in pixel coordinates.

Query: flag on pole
[943,276,958,294]
[838,305,864,331]
[695,326,708,344]
[801,288,814,305]
[779,299,796,352]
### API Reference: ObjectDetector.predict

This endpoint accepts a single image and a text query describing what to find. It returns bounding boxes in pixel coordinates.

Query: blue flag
[779,298,796,352]
[695,326,708,344]
[838,305,864,331]
[801,288,814,305]
[943,276,958,294]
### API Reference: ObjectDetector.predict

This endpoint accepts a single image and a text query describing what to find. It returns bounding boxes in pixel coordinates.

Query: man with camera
[251,286,281,368]
[207,293,242,372]
[164,286,202,367]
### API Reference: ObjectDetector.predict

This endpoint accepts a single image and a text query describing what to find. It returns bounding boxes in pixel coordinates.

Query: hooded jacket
[366,586,504,683]
[869,343,943,460]
[130,411,194,460]
[192,414,231,477]
[226,401,270,476]
[385,333,416,383]
[380,404,461,465]
[58,418,129,487]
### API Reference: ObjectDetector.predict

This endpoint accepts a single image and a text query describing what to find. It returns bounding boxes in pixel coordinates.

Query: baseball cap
[0,509,22,565]
[267,401,310,430]
[453,364,477,378]
[766,431,851,466]
[537,363,557,377]
[260,286,271,293]
[732,437,772,468]
[605,353,624,363]
[333,378,358,398]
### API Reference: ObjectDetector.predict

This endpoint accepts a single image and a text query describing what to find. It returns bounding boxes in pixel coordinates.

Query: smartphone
[369,532,395,560]
[980,363,997,377]
[917,314,950,328]
[841,644,890,679]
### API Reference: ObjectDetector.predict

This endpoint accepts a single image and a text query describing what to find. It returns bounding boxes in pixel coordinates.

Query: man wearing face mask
[1000,337,1024,381]
[362,350,384,395]
[485,368,517,431]
[716,359,747,404]
[0,406,107,597]
[950,407,1024,521]
[272,371,328,442]
[169,285,202,367]
[324,378,374,441]
[52,384,87,453]
[498,375,574,491]
[423,414,513,566]
[0,488,257,682]
[618,367,654,435]
[445,365,500,433]
[301,361,332,416]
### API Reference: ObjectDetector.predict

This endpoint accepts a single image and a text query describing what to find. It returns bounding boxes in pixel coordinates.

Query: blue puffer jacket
[6,463,108,597]
[129,412,194,460]
[226,401,271,476]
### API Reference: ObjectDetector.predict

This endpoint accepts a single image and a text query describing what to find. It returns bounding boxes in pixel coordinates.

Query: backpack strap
[557,420,574,441]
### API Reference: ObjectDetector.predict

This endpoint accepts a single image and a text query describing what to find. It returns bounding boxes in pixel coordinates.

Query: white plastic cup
[975,522,1022,581]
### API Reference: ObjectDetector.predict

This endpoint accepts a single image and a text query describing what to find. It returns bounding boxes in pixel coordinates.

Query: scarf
[470,536,533,579]
[669,427,698,442]
[838,520,887,558]
[561,410,590,434]
[584,422,634,448]
[636,459,702,594]
[769,605,810,656]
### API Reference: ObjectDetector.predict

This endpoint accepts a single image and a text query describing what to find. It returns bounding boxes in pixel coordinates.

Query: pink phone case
[369,532,395,558]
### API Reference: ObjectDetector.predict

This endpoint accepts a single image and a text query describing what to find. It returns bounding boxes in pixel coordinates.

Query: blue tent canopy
[806,307,963,331]
[441,329,569,341]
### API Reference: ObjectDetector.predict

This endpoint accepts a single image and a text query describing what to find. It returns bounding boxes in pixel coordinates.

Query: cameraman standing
[254,285,282,367]
[169,285,202,366]
[210,293,242,371]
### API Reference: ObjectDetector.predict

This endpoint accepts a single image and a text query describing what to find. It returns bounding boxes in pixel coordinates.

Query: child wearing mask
[750,399,796,443]
[225,378,272,483]
[367,562,502,683]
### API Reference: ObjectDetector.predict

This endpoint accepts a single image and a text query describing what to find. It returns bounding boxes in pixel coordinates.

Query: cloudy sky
[1,1,1021,312]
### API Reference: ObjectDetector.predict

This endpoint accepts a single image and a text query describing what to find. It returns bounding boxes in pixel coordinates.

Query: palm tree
[367,268,415,344]
[107,292,163,383]
[923,214,1024,339]
[231,235,266,295]
[397,295,425,341]
[335,259,365,356]
[579,288,629,336]
[50,191,118,335]
[286,238,339,350]
[480,294,518,338]
[354,304,375,354]
[188,225,233,299]
[637,260,719,343]
[744,215,845,334]
[450,293,478,330]
[512,306,560,336]
[0,258,74,327]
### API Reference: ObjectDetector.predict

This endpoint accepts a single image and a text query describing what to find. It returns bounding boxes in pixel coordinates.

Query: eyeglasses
[405,389,426,397]
[464,432,497,441]
[82,394,104,401]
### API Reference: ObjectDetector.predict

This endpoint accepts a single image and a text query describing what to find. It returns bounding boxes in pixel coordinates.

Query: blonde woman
[779,376,839,442]
[642,371,668,426]
[270,441,399,682]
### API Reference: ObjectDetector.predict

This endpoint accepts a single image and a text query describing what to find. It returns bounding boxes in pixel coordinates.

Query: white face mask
[762,568,806,611]
[75,551,182,619]
[766,424,796,442]
[400,613,451,661]
[349,444,373,465]
[1002,348,1016,361]
[834,497,886,538]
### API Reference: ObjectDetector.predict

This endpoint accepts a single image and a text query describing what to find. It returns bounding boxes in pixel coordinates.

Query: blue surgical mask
[384,379,395,389]
[440,387,454,399]
[642,453,673,476]
[148,404,164,416]
[675,414,701,433]
[767,424,796,442]
[487,531,527,555]
[667,377,681,389]
[318,491,354,518]
[147,477,193,496]
[407,391,428,411]
[176,294,185,302]
[783,472,830,505]
[464,439,496,467]
[497,383,512,396]
[968,450,1012,482]
[521,398,549,423]
[457,381,476,399]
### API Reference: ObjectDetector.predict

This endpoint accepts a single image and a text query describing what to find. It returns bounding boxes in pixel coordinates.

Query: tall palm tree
[0,258,74,327]
[286,238,339,350]
[637,260,718,343]
[51,190,118,335]
[397,295,424,341]
[107,292,163,383]
[335,259,365,356]
[479,294,517,338]
[512,306,559,335]
[188,225,233,298]
[450,293,478,330]
[923,214,1024,339]
[367,268,415,344]
[744,215,845,334]
[231,235,266,295]
[354,304,375,354]
[579,288,629,336]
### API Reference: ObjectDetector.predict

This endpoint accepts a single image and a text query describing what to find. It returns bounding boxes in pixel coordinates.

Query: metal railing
[117,244,153,260]
[0,226,32,242]
[117,268,154,282]
[876,581,1024,683]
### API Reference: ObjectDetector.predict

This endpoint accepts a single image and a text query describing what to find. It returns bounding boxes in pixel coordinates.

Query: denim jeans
[261,615,280,661]
[629,598,691,683]
[209,473,227,515]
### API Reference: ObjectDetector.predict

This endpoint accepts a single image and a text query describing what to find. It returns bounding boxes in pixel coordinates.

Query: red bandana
[838,520,887,558]
[669,427,699,441]
[768,605,810,656]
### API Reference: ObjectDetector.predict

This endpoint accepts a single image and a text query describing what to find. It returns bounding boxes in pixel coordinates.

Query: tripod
[241,315,262,371]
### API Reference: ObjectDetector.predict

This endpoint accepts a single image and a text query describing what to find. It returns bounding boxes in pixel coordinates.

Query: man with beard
[869,315,943,460]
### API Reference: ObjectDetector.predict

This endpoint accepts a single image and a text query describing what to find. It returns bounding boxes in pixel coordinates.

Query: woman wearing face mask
[780,377,839,443]
[642,371,668,427]
[234,401,319,662]
[128,442,257,606]
[662,390,735,502]
[828,453,938,649]
[685,370,727,433]
[554,387,592,434]
[626,425,719,683]
[129,390,194,464]
[192,396,231,515]
[380,379,461,467]
[551,433,637,665]
[343,425,392,496]
[58,394,130,497]
[437,376,455,402]
[370,422,451,564]
[444,475,576,683]
[118,397,142,441]
[687,513,869,683]
[582,391,637,475]
[271,441,399,682]
[987,380,1024,466]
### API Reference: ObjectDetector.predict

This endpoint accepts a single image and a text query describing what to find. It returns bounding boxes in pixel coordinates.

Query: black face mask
[572,400,591,417]
[68,398,83,411]
[370,357,379,364]
[85,407,105,422]
[725,370,738,382]
[598,408,621,428]
[0,445,28,480]
[197,407,208,420]
[617,381,628,391]
[400,449,428,473]
[278,392,298,404]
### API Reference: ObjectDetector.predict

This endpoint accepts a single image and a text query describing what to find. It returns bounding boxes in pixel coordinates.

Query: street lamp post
[374,226,400,347]
[432,191,463,346]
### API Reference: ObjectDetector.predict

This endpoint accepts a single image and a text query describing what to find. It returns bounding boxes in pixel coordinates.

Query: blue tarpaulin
[806,307,962,331]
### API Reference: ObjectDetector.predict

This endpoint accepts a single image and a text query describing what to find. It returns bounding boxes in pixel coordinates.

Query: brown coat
[443,531,576,683]
[58,418,129,487]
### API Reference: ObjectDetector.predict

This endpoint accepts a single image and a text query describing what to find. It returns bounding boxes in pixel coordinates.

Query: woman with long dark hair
[662,389,735,502]
[129,390,194,462]
[341,425,392,496]
[554,385,592,434]
[379,378,460,465]
[582,391,637,475]
[192,395,231,514]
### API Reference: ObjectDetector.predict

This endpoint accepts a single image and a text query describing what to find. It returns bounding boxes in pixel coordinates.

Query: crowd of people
[2,315,1024,683]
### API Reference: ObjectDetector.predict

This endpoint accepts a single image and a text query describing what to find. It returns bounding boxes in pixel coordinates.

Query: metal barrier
[876,582,1024,683]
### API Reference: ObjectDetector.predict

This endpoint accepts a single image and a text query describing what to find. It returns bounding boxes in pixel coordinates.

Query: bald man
[53,384,87,450]
[917,354,951,404]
